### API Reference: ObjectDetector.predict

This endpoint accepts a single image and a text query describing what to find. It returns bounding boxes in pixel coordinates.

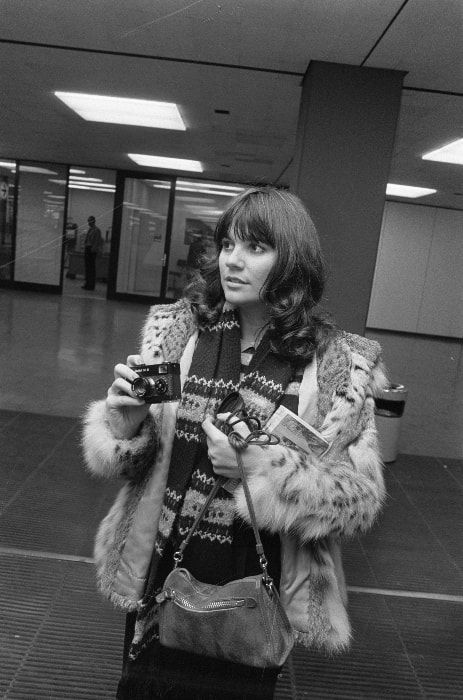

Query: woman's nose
[226,244,244,267]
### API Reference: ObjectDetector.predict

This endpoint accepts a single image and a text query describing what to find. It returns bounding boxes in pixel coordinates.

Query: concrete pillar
[289,61,405,335]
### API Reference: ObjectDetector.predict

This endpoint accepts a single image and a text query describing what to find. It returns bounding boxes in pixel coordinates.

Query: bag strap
[174,418,279,583]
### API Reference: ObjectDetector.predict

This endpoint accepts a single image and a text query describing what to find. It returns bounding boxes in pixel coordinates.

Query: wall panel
[367,202,435,332]
[417,208,463,337]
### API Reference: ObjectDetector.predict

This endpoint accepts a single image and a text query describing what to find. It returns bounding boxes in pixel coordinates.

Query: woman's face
[218,229,277,309]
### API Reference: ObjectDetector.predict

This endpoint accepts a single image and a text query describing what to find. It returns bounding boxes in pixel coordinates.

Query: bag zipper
[157,587,256,610]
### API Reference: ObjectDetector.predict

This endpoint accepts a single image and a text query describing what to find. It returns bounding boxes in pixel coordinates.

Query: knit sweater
[81,299,387,653]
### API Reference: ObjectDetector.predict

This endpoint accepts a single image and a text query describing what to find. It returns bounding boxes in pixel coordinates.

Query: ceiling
[0,0,462,209]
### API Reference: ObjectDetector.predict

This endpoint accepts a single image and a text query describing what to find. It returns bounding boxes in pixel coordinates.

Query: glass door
[166,179,245,300]
[112,176,174,300]
[14,161,68,290]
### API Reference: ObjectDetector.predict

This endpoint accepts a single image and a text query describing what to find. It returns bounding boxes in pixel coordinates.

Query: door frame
[107,170,177,304]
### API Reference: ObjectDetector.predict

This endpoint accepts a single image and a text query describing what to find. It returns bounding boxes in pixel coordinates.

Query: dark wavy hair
[185,186,335,360]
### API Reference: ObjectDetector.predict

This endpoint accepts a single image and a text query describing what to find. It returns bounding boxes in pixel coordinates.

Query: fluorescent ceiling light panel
[55,92,186,130]
[69,184,115,192]
[20,166,58,175]
[69,168,86,174]
[422,138,463,165]
[177,186,240,196]
[386,184,436,198]
[178,180,244,192]
[69,176,103,182]
[0,160,16,168]
[128,154,203,172]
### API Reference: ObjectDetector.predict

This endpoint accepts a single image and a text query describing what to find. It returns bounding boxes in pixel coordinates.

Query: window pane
[0,159,16,281]
[116,178,171,297]
[167,179,245,299]
[14,162,67,285]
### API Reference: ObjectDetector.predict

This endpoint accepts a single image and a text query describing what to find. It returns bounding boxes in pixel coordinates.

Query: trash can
[374,383,408,463]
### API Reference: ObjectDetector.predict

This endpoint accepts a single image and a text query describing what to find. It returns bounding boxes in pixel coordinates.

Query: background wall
[366,201,463,459]
[368,202,463,337]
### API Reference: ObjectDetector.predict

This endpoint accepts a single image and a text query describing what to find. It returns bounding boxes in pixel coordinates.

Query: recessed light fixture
[386,184,436,198]
[0,160,16,168]
[178,181,243,192]
[422,138,463,165]
[55,92,186,130]
[69,168,86,174]
[69,184,115,192]
[128,154,203,172]
[69,176,103,182]
[20,166,58,175]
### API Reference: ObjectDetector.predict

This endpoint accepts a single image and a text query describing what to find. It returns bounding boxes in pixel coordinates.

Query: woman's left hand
[202,413,252,480]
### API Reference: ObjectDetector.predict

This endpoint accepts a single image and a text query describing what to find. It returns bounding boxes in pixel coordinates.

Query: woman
[82,187,387,699]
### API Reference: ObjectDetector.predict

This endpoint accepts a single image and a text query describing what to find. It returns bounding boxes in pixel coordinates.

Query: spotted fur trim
[234,333,387,540]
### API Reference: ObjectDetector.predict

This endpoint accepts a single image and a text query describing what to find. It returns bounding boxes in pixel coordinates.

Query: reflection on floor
[63,274,108,301]
[0,408,462,699]
[0,286,147,417]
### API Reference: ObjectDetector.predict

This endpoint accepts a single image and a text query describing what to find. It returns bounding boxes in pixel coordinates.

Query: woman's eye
[250,242,265,253]
[221,238,233,250]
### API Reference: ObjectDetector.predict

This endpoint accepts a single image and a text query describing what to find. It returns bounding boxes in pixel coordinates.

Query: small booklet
[264,405,331,457]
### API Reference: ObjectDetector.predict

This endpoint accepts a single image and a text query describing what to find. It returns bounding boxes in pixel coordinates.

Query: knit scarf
[130,304,301,659]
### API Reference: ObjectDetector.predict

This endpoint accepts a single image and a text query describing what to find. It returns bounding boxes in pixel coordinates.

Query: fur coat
[82,299,387,653]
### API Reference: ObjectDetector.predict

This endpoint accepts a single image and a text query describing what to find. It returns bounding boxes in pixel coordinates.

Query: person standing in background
[186,232,206,271]
[82,215,102,290]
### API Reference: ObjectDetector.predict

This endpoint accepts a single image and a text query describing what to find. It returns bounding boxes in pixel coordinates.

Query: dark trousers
[119,615,280,700]
[84,246,97,289]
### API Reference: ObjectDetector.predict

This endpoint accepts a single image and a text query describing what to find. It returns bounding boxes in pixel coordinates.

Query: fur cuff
[81,400,159,479]
[234,435,384,541]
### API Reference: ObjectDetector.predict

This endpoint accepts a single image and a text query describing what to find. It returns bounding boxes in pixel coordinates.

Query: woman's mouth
[225,276,247,285]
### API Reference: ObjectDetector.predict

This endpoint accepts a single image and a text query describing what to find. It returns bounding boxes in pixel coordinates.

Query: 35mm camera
[131,363,181,404]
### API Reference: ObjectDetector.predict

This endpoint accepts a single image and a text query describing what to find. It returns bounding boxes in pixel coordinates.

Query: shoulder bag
[154,392,295,668]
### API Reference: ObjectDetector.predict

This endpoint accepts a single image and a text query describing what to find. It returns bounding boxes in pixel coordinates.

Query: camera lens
[131,377,150,398]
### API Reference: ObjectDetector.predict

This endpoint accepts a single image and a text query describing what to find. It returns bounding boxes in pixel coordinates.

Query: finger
[216,412,232,422]
[202,417,218,438]
[114,363,142,381]
[127,354,145,367]
[107,393,145,408]
[223,415,251,437]
[108,377,140,398]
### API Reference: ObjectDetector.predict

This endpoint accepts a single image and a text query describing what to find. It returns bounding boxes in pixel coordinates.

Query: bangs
[215,195,276,247]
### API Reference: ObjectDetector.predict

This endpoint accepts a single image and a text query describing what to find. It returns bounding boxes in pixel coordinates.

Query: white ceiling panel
[364,0,463,92]
[2,0,405,71]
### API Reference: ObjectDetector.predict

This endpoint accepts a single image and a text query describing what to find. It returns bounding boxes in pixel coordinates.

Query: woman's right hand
[105,354,151,439]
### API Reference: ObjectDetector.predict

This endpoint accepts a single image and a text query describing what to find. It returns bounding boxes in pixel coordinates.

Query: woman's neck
[238,306,269,348]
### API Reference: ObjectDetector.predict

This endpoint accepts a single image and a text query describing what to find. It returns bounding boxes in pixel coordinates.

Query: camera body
[131,362,181,404]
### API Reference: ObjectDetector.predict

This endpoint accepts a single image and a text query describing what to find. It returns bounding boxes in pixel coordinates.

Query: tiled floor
[0,287,462,698]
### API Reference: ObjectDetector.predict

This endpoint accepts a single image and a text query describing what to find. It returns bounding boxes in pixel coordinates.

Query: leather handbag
[155,392,295,668]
